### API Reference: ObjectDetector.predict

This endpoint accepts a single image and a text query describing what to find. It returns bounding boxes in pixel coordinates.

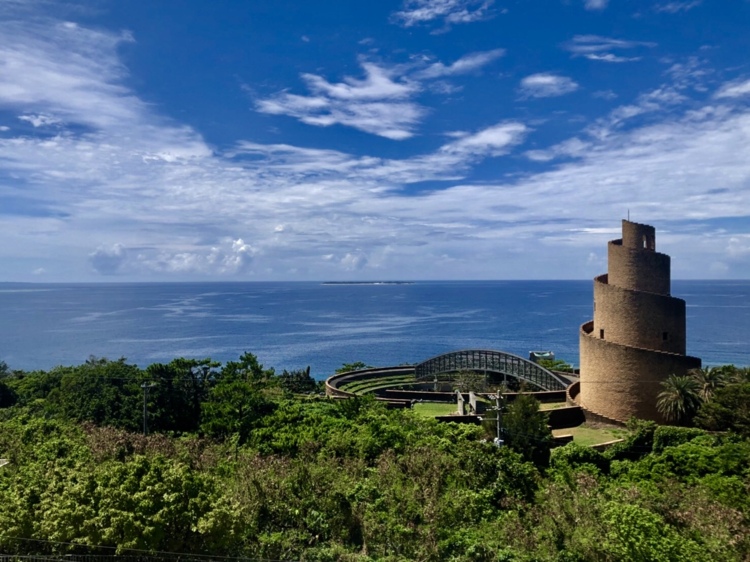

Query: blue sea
[1,281,748,377]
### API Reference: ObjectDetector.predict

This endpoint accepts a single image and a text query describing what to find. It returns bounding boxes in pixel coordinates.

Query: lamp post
[141,382,156,435]
[488,390,505,446]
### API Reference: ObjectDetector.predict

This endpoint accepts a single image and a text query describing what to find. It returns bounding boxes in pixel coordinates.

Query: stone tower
[579,220,701,423]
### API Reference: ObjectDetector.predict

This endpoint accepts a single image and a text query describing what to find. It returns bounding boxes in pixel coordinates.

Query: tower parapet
[579,220,701,423]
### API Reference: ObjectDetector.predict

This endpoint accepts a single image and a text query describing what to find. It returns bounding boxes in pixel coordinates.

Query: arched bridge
[415,349,570,391]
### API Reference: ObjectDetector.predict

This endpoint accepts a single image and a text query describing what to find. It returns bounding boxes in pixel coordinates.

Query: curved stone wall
[580,220,701,423]
[325,366,415,398]
[608,241,671,295]
[594,274,686,354]
[580,321,701,423]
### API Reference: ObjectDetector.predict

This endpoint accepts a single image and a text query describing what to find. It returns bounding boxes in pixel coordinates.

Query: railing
[414,349,569,391]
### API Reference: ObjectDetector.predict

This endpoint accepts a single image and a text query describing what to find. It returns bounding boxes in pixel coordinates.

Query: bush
[550,442,610,475]
[652,426,709,453]
[605,418,656,461]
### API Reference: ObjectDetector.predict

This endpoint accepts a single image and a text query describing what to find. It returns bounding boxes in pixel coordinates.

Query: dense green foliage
[658,365,750,428]
[501,394,552,466]
[0,355,748,561]
[537,358,575,373]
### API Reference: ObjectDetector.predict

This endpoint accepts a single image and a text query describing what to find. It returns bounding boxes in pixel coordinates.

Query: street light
[487,391,505,446]
[140,382,156,435]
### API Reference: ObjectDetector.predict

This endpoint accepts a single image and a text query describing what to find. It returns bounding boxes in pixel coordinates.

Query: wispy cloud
[519,73,579,98]
[562,35,656,63]
[714,78,750,99]
[654,1,702,13]
[392,0,495,28]
[414,49,505,79]
[18,113,63,127]
[256,62,423,139]
[584,53,641,63]
[256,50,505,139]
[3,13,750,280]
[583,0,609,11]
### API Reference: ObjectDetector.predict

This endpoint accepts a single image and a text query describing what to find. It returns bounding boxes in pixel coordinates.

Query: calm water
[1,281,748,377]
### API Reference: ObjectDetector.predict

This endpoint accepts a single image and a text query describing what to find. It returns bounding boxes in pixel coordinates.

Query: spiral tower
[579,220,701,423]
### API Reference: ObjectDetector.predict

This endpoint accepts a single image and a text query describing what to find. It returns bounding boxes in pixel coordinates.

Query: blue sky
[1,0,750,281]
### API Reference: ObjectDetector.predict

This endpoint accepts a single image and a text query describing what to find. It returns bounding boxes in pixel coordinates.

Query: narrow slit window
[600,329,605,339]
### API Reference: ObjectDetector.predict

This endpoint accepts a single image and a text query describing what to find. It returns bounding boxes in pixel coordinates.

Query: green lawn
[539,402,568,411]
[412,402,459,417]
[552,425,628,447]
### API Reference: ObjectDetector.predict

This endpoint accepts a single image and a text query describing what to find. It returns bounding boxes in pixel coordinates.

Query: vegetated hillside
[0,355,748,561]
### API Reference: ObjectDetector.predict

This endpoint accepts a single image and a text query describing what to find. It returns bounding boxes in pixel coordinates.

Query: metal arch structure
[415,349,570,391]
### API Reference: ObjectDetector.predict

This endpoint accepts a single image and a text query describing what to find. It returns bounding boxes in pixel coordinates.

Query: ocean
[1,280,748,377]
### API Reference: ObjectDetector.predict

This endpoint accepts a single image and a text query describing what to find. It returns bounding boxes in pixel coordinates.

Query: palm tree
[657,374,701,425]
[689,366,727,402]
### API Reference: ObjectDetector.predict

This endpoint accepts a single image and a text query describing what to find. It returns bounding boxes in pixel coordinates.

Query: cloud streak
[519,73,579,98]
[562,35,656,63]
[392,0,495,28]
[256,50,505,139]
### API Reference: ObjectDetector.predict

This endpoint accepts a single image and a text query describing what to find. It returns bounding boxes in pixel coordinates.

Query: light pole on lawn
[488,386,506,446]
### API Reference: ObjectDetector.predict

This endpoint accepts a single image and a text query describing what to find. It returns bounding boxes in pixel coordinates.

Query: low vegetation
[0,355,747,561]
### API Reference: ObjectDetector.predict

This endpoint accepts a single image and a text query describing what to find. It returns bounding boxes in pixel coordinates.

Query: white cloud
[256,51,506,139]
[665,57,712,90]
[585,86,689,139]
[341,252,368,271]
[654,1,702,13]
[89,243,127,275]
[18,113,63,127]
[593,90,618,100]
[564,35,657,55]
[524,137,590,162]
[584,53,641,63]
[583,0,609,10]
[392,0,495,28]
[414,49,505,79]
[715,78,750,99]
[519,73,579,98]
[256,62,424,139]
[726,236,750,259]
[3,15,750,281]
[562,35,656,62]
[440,122,528,157]
[107,238,258,276]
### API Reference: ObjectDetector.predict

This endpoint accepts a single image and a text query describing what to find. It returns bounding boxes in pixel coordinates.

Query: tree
[277,366,317,394]
[657,374,701,425]
[221,352,275,384]
[146,358,221,433]
[452,369,486,393]
[694,382,750,436]
[52,357,143,430]
[690,366,728,402]
[201,379,274,442]
[0,379,16,408]
[501,393,551,466]
[335,362,372,374]
[537,358,575,373]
